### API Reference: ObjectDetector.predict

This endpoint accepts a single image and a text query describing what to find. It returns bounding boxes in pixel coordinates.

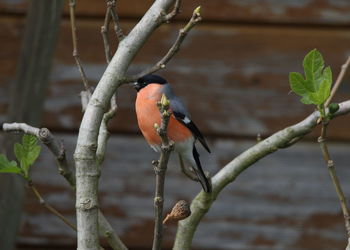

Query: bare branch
[318,120,350,247]
[125,6,202,83]
[152,94,174,250]
[96,96,118,165]
[109,0,125,41]
[101,5,113,64]
[178,153,198,182]
[325,56,350,107]
[2,123,127,250]
[74,1,177,248]
[165,0,182,21]
[69,0,92,110]
[28,180,77,231]
[173,100,350,250]
[98,0,120,166]
[2,123,75,188]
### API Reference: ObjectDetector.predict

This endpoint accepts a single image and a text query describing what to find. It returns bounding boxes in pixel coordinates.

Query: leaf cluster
[0,134,41,179]
[289,49,332,106]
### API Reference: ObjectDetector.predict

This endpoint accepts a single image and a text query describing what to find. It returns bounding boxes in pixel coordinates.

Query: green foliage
[0,154,21,174]
[289,49,332,107]
[0,134,41,179]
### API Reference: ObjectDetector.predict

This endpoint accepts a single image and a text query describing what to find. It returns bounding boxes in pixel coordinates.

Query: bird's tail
[192,146,212,193]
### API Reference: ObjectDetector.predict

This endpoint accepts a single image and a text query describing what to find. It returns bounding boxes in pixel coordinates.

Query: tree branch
[178,153,198,182]
[28,180,77,231]
[318,120,350,247]
[325,56,350,107]
[1,123,127,250]
[109,0,125,41]
[164,0,182,22]
[74,1,176,249]
[173,100,350,250]
[125,6,202,83]
[69,0,92,111]
[2,123,75,188]
[152,94,174,250]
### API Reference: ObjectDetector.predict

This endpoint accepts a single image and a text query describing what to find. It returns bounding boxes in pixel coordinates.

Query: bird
[133,74,212,193]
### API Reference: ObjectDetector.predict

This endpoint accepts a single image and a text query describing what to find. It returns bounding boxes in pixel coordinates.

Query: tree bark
[74,1,175,249]
[0,1,63,249]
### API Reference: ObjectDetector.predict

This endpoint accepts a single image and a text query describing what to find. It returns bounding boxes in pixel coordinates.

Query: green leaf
[289,72,308,96]
[14,134,41,177]
[0,154,22,174]
[289,49,332,106]
[300,96,313,105]
[303,49,324,91]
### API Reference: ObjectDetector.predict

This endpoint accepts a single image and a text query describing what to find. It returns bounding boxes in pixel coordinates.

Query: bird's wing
[172,110,211,153]
[169,97,210,153]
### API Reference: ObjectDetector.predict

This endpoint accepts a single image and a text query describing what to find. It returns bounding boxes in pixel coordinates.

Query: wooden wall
[1,0,350,249]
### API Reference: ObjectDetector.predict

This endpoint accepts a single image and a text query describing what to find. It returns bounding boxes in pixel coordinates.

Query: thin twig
[2,123,127,250]
[29,181,106,250]
[178,153,198,181]
[97,0,119,165]
[96,99,118,165]
[152,95,174,250]
[28,180,77,231]
[318,120,350,243]
[101,4,113,64]
[125,6,202,83]
[165,0,182,21]
[109,0,125,41]
[69,0,92,110]
[325,56,350,107]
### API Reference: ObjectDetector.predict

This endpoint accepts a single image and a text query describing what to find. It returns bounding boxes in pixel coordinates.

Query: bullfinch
[134,74,212,193]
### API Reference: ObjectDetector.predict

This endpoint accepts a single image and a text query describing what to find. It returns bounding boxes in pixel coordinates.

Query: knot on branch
[327,160,334,168]
[154,196,163,206]
[38,128,50,142]
[107,0,115,8]
[77,198,98,211]
[163,200,191,224]
[317,136,326,143]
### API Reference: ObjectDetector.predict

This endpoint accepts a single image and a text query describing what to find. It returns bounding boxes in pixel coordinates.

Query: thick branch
[1,123,127,250]
[173,100,350,250]
[125,6,202,82]
[152,95,174,250]
[74,1,176,249]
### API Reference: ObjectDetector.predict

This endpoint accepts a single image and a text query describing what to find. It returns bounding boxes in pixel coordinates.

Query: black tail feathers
[192,146,212,193]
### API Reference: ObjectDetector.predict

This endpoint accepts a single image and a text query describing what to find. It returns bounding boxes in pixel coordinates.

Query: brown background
[1,0,350,249]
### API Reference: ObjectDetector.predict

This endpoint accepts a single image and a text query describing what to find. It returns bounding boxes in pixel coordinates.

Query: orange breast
[135,85,192,146]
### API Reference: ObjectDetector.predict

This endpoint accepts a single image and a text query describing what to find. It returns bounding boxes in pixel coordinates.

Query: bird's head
[133,74,167,92]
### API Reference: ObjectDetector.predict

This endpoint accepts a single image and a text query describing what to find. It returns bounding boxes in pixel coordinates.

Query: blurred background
[1,0,350,249]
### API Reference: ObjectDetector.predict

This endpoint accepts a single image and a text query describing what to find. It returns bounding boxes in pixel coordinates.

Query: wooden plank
[16,133,350,249]
[1,0,350,25]
[1,17,350,140]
